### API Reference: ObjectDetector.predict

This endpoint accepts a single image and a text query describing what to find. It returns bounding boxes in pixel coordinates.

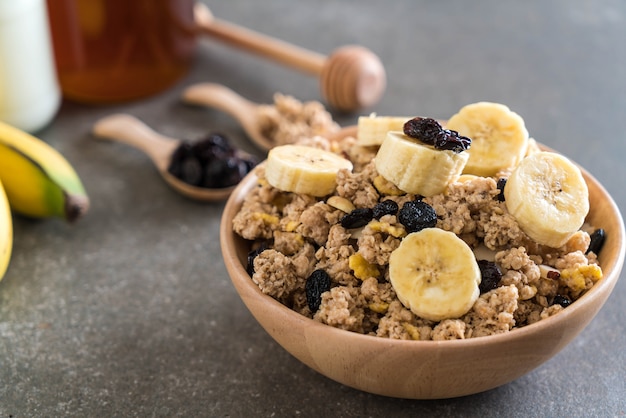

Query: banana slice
[504,151,589,248]
[356,114,413,146]
[446,102,529,177]
[389,228,481,322]
[374,131,469,197]
[265,144,353,197]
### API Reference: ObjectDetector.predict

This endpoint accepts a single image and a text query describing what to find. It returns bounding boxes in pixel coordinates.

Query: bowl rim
[220,140,625,349]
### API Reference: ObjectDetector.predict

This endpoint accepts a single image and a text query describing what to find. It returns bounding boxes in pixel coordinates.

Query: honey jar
[46,0,197,103]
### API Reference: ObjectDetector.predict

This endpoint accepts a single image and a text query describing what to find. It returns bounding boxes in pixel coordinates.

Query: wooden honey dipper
[194,3,386,112]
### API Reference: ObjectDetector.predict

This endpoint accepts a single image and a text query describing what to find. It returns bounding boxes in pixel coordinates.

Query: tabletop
[1,0,625,416]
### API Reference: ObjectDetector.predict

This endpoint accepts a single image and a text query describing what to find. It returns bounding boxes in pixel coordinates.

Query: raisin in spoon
[93,113,256,201]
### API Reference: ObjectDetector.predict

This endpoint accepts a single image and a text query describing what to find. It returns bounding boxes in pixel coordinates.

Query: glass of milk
[0,0,61,133]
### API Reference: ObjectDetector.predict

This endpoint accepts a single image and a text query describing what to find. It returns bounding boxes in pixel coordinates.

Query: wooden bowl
[220,144,624,399]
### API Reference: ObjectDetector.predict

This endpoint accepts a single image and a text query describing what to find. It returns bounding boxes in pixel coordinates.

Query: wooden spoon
[327,125,358,143]
[92,113,236,201]
[182,82,274,151]
[182,82,361,151]
[193,3,386,112]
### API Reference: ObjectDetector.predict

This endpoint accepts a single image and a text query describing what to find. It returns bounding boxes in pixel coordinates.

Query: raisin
[403,117,442,144]
[402,117,470,153]
[433,129,471,153]
[168,140,204,186]
[240,155,258,173]
[168,133,258,189]
[192,133,234,161]
[203,158,229,188]
[167,141,193,179]
[552,294,572,308]
[373,200,399,219]
[477,260,502,293]
[546,270,560,280]
[398,200,437,233]
[305,269,331,312]
[496,178,507,202]
[246,241,268,276]
[180,156,203,186]
[340,207,374,229]
[203,156,253,188]
[586,228,606,255]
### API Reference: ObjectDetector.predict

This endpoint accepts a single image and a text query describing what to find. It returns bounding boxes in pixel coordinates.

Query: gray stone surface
[1,0,625,416]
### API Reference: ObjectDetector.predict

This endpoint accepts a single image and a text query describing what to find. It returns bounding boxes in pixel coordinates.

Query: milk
[0,0,60,133]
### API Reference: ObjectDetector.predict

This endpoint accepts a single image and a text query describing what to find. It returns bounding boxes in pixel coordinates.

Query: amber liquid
[47,0,197,103]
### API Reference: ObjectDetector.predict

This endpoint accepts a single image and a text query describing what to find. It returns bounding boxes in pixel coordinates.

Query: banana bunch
[0,121,90,280]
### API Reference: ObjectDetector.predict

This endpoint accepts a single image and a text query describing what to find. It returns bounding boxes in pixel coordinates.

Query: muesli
[232,101,604,341]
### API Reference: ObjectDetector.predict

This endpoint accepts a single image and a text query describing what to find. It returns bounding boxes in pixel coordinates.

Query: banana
[389,228,481,322]
[504,151,589,248]
[446,102,529,177]
[0,180,13,280]
[0,121,89,222]
[374,131,469,197]
[356,114,413,146]
[265,144,353,197]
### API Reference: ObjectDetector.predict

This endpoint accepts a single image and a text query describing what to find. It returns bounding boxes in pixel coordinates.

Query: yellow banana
[0,179,13,280]
[0,121,89,222]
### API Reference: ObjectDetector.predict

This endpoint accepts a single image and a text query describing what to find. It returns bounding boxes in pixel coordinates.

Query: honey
[46,0,197,103]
